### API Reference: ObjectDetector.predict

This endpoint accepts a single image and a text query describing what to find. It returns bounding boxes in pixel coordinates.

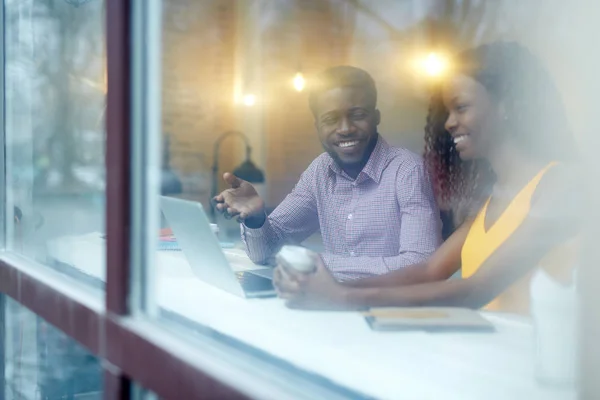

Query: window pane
[3,296,103,399]
[88,0,592,398]
[4,0,106,287]
[137,0,586,397]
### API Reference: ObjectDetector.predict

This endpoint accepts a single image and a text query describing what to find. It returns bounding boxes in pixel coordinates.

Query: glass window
[135,1,586,398]
[3,296,103,399]
[4,0,106,288]
[38,0,590,398]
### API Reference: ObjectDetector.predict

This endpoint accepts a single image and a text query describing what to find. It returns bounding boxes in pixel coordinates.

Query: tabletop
[46,233,577,400]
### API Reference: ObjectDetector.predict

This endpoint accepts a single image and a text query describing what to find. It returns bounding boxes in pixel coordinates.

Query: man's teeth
[454,135,468,144]
[339,141,359,148]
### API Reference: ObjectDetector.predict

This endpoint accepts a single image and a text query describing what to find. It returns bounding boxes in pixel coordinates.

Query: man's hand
[213,172,266,226]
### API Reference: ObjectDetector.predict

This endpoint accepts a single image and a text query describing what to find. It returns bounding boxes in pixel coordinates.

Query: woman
[273,42,581,313]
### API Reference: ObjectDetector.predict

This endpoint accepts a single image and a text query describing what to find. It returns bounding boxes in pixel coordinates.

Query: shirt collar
[327,135,390,184]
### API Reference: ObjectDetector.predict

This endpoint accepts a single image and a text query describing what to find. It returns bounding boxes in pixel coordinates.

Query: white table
[47,233,576,400]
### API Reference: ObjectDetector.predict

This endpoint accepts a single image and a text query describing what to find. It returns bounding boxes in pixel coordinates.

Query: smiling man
[213,66,441,280]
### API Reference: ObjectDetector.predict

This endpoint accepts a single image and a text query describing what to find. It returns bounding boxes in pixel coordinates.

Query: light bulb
[242,94,256,107]
[422,53,446,77]
[293,72,305,92]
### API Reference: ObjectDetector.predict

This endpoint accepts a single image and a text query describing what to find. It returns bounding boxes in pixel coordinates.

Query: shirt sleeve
[321,161,442,281]
[241,161,321,264]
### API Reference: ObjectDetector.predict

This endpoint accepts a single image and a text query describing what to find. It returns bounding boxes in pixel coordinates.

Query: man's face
[313,87,380,168]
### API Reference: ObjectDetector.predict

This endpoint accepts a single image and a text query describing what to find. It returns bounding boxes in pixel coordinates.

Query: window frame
[0,0,251,398]
[0,0,597,399]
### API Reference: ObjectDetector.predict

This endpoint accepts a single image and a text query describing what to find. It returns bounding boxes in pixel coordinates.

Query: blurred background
[4,0,586,245]
[155,0,584,239]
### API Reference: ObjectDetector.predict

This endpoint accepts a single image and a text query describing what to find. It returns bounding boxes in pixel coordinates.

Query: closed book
[364,307,495,332]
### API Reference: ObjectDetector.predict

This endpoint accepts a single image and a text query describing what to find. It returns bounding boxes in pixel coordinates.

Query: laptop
[160,196,276,298]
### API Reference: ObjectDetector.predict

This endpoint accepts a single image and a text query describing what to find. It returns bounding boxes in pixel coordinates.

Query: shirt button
[347,214,353,220]
[350,251,356,257]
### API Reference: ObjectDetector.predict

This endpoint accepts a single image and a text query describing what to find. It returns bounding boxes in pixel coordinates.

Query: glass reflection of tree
[64,0,94,6]
[5,0,105,193]
[46,0,104,192]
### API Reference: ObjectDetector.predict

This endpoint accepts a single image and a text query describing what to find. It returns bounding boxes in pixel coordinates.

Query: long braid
[423,90,492,225]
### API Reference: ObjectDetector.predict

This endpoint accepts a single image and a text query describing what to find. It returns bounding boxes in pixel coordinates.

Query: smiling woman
[426,42,576,223]
[275,41,582,317]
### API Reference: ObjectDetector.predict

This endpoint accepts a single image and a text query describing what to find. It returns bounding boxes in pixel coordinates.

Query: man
[213,66,441,281]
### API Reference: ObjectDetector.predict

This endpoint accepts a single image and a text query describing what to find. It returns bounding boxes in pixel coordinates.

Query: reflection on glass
[144,0,586,398]
[4,296,102,399]
[4,0,106,282]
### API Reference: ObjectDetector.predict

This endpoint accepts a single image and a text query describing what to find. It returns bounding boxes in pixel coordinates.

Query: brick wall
[258,0,356,205]
[162,0,237,202]
[161,0,355,206]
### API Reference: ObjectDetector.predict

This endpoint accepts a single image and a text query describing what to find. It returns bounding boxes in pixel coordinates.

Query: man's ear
[374,109,381,126]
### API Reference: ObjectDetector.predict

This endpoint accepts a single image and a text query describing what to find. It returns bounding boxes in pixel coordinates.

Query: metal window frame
[0,0,596,399]
[0,0,4,252]
[129,0,161,318]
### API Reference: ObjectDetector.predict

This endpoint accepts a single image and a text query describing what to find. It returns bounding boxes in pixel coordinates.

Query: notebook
[363,307,495,332]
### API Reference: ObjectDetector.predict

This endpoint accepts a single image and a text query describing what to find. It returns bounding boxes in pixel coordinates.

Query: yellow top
[460,162,576,314]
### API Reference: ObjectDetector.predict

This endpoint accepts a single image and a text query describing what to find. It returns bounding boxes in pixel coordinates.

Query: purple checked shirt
[242,136,442,281]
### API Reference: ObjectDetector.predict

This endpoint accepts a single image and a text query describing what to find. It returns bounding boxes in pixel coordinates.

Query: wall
[257,0,357,205]
[162,0,237,204]
[162,0,585,208]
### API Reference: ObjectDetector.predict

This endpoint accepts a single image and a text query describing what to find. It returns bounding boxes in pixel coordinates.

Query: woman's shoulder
[536,162,582,195]
[532,162,583,220]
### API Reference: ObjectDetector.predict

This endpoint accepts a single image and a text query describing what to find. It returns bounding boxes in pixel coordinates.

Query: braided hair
[424,42,576,224]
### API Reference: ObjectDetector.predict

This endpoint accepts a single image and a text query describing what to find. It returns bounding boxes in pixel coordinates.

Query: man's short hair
[308,66,377,116]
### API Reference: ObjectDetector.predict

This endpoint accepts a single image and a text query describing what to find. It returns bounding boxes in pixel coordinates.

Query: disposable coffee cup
[277,245,316,273]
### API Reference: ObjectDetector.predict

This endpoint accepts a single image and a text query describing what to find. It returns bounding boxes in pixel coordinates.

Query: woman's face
[442,73,503,160]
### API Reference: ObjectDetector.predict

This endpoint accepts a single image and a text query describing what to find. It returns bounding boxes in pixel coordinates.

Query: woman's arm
[283,207,576,310]
[337,204,578,310]
[279,166,581,311]
[345,221,471,288]
[274,222,469,310]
